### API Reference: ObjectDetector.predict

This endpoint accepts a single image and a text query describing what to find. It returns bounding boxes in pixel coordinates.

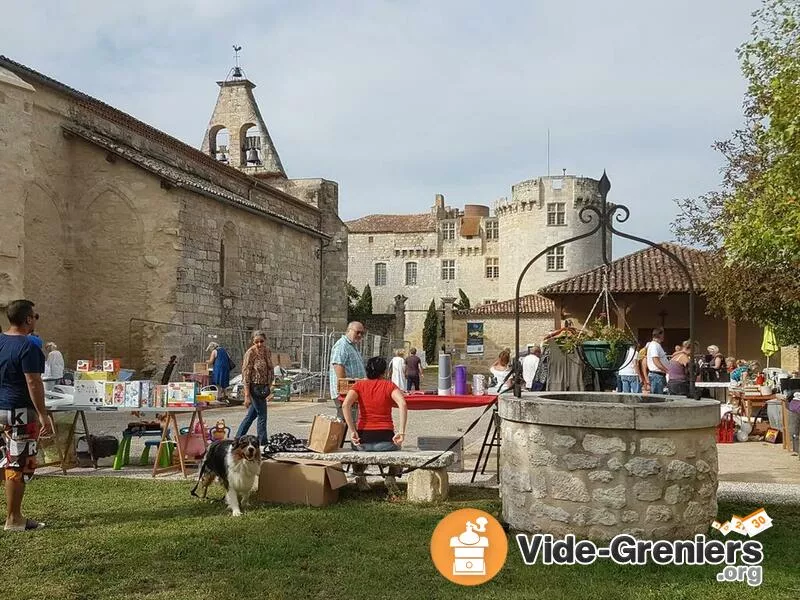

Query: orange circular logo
[430,508,508,586]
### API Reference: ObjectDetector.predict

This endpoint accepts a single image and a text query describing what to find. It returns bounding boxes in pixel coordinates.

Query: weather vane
[230,45,245,79]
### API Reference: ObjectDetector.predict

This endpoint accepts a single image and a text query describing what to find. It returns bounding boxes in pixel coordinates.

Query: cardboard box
[257,458,348,507]
[307,415,346,453]
[193,362,209,374]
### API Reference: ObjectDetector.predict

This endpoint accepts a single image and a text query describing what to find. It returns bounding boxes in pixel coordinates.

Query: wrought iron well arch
[513,171,696,398]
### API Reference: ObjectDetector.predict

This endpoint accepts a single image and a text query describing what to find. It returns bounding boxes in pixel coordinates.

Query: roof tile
[459,294,554,316]
[538,243,710,295]
[347,214,436,234]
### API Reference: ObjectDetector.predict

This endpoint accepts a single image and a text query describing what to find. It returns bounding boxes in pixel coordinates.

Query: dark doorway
[637,328,690,355]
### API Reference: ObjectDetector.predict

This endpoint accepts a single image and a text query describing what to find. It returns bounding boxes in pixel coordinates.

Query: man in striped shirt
[329,322,367,420]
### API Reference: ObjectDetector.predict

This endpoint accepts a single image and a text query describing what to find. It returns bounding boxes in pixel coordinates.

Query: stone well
[500,392,720,540]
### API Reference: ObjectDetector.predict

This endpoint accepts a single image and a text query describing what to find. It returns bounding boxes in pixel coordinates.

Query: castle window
[547,203,566,226]
[374,262,387,286]
[486,220,499,240]
[395,249,400,257]
[485,258,499,279]
[441,259,456,281]
[441,221,455,241]
[369,236,374,243]
[405,262,418,286]
[484,299,498,305]
[547,246,565,271]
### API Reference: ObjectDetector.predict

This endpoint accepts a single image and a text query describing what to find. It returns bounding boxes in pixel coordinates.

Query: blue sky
[2,0,759,256]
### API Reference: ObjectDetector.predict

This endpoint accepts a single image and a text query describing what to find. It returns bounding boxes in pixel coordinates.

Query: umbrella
[761,326,779,368]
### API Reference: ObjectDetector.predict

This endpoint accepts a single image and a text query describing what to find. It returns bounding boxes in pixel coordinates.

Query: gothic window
[374,262,387,286]
[547,246,565,271]
[405,262,417,286]
[441,221,455,241]
[485,220,499,240]
[441,259,456,281]
[547,202,566,226]
[485,257,499,279]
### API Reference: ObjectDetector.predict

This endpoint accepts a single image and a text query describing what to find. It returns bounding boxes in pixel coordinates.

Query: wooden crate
[337,378,359,394]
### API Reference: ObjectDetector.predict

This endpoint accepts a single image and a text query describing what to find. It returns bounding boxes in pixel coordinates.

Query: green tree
[353,284,373,320]
[346,281,360,322]
[423,299,439,365]
[672,0,800,344]
[454,288,471,311]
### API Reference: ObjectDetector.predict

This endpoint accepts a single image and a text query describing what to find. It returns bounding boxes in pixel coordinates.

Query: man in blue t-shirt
[0,299,52,531]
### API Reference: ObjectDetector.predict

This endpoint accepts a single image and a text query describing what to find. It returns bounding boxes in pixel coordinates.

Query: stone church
[0,56,347,371]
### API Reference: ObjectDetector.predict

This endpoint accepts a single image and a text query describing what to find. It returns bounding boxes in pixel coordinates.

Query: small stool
[141,440,175,467]
[113,430,172,470]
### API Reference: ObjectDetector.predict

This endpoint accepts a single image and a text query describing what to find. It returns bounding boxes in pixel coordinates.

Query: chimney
[435,194,445,209]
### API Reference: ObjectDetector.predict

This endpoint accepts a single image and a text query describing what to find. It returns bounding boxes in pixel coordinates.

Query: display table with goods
[694,380,731,403]
[44,363,228,477]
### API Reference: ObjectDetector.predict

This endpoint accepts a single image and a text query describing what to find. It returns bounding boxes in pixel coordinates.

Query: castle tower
[200,53,286,178]
[495,175,608,300]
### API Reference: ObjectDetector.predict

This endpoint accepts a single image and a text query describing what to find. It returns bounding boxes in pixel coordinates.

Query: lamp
[314,237,343,259]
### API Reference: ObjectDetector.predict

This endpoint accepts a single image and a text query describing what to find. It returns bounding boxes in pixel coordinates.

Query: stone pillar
[442,296,456,353]
[393,295,407,343]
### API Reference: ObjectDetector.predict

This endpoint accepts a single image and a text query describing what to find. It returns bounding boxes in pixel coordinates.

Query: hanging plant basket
[577,340,635,372]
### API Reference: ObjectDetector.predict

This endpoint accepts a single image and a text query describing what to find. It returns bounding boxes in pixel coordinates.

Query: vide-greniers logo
[430,509,508,586]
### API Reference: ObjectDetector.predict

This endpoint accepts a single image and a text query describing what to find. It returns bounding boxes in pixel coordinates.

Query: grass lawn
[3,477,799,600]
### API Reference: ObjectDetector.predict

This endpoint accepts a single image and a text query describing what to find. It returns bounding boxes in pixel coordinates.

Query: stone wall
[450,314,553,366]
[500,393,719,540]
[782,346,799,373]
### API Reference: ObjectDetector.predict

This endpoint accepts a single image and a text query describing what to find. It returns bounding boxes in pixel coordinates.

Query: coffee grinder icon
[450,516,489,576]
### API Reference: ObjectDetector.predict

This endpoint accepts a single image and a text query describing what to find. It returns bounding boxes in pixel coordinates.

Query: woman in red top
[342,357,408,494]
[342,356,408,451]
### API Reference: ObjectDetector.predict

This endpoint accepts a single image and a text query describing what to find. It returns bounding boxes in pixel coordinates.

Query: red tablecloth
[404,394,497,410]
[339,393,497,410]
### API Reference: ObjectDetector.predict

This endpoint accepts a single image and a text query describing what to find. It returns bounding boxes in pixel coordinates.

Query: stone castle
[347,175,609,348]
[0,56,347,370]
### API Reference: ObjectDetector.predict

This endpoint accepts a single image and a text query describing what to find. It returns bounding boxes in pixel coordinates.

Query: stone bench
[269,450,454,503]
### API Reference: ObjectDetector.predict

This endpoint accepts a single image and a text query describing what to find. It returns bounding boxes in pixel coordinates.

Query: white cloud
[2,0,760,257]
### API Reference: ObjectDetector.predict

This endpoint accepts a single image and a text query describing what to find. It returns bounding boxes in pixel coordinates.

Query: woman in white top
[388,348,407,391]
[43,342,65,391]
[489,348,513,393]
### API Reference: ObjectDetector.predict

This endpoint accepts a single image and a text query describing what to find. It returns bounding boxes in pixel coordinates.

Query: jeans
[617,375,642,394]
[406,375,420,391]
[236,384,269,445]
[649,373,667,395]
[352,440,400,452]
[352,438,401,479]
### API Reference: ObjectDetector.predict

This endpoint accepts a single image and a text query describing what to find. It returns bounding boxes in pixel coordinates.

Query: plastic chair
[141,439,175,467]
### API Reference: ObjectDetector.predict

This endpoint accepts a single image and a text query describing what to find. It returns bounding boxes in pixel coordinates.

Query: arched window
[209,126,230,163]
[240,123,262,166]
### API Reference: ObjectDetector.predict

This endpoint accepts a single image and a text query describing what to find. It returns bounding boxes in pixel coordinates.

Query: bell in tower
[199,45,286,177]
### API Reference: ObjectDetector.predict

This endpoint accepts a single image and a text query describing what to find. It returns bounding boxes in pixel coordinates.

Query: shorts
[0,408,40,482]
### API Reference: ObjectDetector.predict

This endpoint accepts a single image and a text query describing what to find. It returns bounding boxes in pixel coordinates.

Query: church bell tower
[200,46,286,178]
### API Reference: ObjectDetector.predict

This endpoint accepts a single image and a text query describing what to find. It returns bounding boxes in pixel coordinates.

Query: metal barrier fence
[127,318,407,399]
